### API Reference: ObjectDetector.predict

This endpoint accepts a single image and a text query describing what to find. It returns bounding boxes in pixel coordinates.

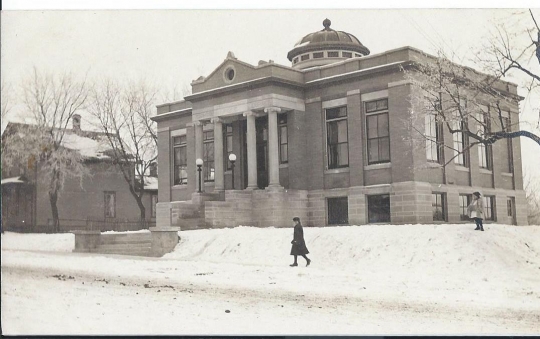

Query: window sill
[172,185,188,190]
[324,167,350,174]
[279,163,289,169]
[426,161,443,168]
[501,172,514,177]
[479,168,493,175]
[204,182,215,186]
[364,162,391,170]
[455,165,470,172]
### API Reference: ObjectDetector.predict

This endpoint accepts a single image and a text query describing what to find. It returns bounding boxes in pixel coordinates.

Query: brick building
[1,117,158,232]
[153,19,527,228]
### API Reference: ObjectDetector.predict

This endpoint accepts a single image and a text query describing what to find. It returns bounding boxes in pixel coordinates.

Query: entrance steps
[94,232,152,256]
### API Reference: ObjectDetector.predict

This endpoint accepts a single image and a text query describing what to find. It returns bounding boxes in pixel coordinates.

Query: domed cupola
[287,19,370,69]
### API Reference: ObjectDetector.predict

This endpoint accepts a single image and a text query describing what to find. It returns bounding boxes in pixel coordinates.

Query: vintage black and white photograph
[1,1,540,335]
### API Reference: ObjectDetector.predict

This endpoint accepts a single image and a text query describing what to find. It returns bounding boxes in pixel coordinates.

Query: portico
[190,104,293,192]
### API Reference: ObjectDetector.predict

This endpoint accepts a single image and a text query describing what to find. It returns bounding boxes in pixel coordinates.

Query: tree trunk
[49,190,60,233]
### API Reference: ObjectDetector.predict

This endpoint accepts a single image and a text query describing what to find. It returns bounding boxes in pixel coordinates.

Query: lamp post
[229,153,236,190]
[196,158,203,193]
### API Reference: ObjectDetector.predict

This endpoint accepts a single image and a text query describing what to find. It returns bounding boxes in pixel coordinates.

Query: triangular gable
[192,53,267,93]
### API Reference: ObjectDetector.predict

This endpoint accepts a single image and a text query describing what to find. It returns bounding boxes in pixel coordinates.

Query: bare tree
[1,79,12,122]
[89,79,158,221]
[478,9,540,128]
[1,68,89,232]
[403,10,540,169]
[524,171,540,225]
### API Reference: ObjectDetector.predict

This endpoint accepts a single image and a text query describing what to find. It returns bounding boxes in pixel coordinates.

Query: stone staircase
[94,232,152,256]
[171,192,225,230]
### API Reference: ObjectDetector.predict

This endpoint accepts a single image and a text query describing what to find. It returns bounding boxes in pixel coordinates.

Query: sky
[1,3,539,183]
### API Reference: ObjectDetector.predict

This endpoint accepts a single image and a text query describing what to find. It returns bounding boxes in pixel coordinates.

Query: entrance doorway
[241,116,269,189]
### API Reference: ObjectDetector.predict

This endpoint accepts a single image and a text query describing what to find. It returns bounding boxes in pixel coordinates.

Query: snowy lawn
[2,224,540,335]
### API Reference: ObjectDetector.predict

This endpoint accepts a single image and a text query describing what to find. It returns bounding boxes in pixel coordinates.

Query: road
[2,249,539,335]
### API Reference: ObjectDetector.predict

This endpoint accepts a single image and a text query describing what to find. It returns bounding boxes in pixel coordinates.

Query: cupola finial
[323,18,331,30]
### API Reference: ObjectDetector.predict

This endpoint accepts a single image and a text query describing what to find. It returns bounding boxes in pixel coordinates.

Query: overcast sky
[1,5,539,183]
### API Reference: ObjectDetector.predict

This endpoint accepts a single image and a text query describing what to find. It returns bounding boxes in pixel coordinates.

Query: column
[212,118,224,191]
[264,106,282,188]
[194,121,204,192]
[243,111,258,189]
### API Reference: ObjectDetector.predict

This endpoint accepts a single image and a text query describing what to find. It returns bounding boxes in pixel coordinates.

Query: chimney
[72,114,81,132]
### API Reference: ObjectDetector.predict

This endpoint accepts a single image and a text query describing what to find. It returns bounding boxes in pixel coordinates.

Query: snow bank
[1,232,74,252]
[166,224,540,283]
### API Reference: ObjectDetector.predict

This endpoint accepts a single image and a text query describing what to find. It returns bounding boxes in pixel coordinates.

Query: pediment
[192,54,266,93]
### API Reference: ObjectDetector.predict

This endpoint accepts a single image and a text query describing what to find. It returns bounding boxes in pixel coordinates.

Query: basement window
[328,197,348,225]
[367,194,390,223]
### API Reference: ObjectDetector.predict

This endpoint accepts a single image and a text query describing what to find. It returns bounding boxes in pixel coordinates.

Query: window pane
[376,99,388,110]
[338,143,349,166]
[366,101,377,113]
[327,122,338,144]
[328,197,349,225]
[280,126,287,144]
[337,120,348,143]
[367,194,390,223]
[379,137,390,162]
[328,144,339,169]
[367,115,378,139]
[326,106,347,120]
[368,139,379,163]
[377,114,389,137]
[280,144,288,163]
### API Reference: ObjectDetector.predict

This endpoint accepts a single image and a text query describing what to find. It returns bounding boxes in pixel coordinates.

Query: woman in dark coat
[290,217,311,267]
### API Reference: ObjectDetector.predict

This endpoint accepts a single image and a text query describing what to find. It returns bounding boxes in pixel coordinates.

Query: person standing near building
[468,192,485,231]
[290,217,311,267]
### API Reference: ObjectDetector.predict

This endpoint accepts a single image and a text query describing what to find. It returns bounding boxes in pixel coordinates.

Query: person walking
[467,192,485,231]
[290,217,311,267]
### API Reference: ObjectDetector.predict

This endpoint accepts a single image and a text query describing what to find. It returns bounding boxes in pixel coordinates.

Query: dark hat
[473,191,481,197]
[292,217,300,222]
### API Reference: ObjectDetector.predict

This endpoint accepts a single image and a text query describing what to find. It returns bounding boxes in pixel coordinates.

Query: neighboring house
[1,115,157,232]
[152,19,527,229]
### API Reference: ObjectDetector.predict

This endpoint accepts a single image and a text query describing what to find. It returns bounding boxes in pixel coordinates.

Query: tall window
[278,114,288,164]
[453,101,469,166]
[477,112,492,169]
[366,99,390,164]
[203,131,215,182]
[224,124,233,170]
[501,116,513,173]
[432,193,446,221]
[326,106,349,169]
[483,196,495,221]
[104,191,116,218]
[459,194,472,221]
[151,194,158,218]
[173,135,187,185]
[425,113,443,163]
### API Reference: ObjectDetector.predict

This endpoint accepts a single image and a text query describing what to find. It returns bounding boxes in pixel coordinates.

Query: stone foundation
[158,182,528,228]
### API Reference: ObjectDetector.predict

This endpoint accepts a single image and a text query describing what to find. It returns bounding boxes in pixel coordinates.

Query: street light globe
[229,153,237,162]
[196,158,204,166]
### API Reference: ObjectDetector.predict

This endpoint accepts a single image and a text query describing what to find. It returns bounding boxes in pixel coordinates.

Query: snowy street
[2,224,540,335]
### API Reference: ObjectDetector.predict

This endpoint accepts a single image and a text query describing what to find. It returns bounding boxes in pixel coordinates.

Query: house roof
[0,176,26,185]
[2,122,119,161]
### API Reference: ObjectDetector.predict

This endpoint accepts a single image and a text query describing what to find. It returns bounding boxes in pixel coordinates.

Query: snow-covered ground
[2,224,540,335]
